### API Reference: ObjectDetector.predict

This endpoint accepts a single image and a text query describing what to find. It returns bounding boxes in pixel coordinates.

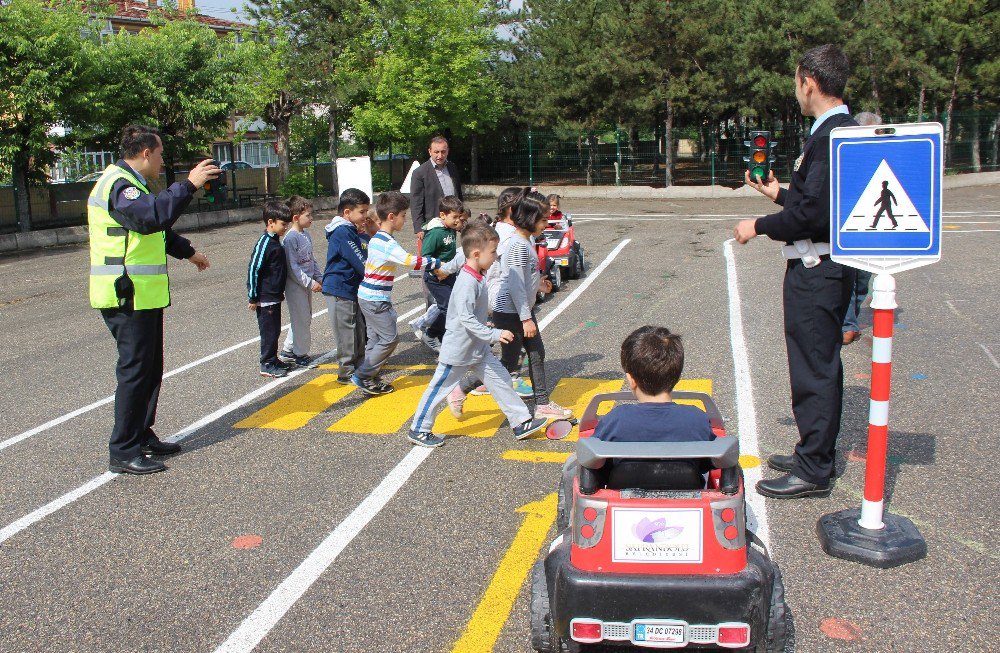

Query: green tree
[98,18,239,184]
[0,0,102,231]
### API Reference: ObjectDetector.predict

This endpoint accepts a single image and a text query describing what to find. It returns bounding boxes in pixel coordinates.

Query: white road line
[722,239,770,548]
[209,241,632,653]
[213,446,433,653]
[0,304,425,546]
[978,344,1000,370]
[945,229,1000,233]
[0,276,420,452]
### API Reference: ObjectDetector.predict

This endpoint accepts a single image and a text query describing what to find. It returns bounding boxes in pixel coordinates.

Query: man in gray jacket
[410,136,463,246]
[407,224,546,448]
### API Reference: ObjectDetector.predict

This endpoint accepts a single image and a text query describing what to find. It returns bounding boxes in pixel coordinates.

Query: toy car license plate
[633,621,686,646]
[557,258,569,266]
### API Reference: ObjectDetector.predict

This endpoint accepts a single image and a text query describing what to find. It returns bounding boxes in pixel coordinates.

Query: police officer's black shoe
[767,454,795,473]
[109,455,167,475]
[756,473,831,499]
[141,440,182,456]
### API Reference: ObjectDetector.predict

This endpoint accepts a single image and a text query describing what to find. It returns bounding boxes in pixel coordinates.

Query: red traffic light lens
[753,135,767,148]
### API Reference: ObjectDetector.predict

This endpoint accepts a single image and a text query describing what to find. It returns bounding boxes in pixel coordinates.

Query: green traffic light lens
[751,166,765,179]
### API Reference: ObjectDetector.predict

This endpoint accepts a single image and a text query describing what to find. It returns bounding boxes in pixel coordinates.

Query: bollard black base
[817,508,926,569]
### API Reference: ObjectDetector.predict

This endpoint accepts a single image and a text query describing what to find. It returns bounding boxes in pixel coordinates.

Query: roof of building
[105,1,247,31]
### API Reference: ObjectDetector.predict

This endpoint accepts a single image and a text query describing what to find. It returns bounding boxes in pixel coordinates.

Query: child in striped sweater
[353,191,442,395]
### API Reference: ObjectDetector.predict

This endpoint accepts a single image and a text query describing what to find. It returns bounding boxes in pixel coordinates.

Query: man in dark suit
[410,136,463,246]
[734,44,858,499]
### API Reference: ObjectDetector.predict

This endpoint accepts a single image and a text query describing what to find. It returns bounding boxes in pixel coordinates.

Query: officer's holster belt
[782,239,830,268]
[91,264,168,275]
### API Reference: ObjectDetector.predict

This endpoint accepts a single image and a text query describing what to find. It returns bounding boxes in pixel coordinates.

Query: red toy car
[542,214,585,291]
[531,391,791,652]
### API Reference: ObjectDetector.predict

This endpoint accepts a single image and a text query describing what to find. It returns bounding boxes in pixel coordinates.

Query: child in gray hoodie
[408,224,548,448]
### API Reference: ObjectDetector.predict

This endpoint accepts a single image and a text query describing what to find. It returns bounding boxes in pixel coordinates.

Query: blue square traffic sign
[830,123,943,274]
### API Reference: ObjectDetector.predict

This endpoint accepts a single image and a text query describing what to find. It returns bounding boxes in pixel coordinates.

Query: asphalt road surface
[1,185,997,652]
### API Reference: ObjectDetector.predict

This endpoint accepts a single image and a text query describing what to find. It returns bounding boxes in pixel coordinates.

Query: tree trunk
[328,107,340,196]
[276,119,291,180]
[944,48,964,168]
[627,125,638,172]
[971,91,981,172]
[917,85,926,122]
[652,120,661,176]
[990,113,999,169]
[698,123,707,162]
[470,132,479,184]
[12,152,32,232]
[586,134,597,186]
[664,101,673,187]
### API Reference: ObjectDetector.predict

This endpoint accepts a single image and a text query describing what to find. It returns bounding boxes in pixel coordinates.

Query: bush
[280,170,316,198]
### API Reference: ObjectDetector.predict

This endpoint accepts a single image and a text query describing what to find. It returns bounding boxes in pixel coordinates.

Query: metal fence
[3,111,997,233]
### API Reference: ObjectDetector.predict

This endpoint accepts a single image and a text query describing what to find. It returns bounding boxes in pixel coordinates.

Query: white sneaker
[469,384,490,396]
[447,386,466,418]
[409,318,424,339]
[534,402,572,419]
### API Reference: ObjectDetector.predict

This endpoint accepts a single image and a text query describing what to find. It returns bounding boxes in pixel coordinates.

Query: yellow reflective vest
[87,165,170,309]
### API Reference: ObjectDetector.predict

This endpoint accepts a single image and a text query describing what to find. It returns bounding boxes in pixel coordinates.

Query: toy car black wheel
[758,565,793,653]
[551,265,562,291]
[531,562,568,653]
[556,455,576,531]
[568,243,584,280]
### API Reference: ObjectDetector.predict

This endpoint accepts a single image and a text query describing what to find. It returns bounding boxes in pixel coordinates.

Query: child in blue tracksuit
[322,188,371,384]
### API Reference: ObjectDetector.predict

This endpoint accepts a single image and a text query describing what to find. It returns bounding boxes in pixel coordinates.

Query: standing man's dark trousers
[783,257,855,485]
[101,307,164,460]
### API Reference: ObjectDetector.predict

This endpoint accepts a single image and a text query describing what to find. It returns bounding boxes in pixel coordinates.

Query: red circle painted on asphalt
[854,373,870,380]
[583,507,598,521]
[580,524,595,539]
[847,450,867,463]
[724,526,738,540]
[232,534,263,550]
[820,617,863,640]
[721,508,736,523]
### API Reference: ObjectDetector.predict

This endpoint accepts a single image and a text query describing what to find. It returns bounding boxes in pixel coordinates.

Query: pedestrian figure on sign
[870,180,898,229]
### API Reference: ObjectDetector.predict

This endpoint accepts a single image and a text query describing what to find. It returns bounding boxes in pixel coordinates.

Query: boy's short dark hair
[439,195,464,216]
[461,223,499,256]
[338,188,371,213]
[120,125,161,159]
[621,326,684,396]
[375,190,410,221]
[797,44,849,99]
[287,195,313,217]
[263,200,291,225]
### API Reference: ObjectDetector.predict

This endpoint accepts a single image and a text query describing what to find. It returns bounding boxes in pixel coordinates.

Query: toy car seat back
[576,438,739,495]
[578,391,725,435]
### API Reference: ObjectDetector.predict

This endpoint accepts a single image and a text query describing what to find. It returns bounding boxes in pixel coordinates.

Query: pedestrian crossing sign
[830,122,943,274]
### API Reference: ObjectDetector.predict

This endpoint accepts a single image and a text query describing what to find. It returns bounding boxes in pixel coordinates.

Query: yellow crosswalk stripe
[327,375,432,434]
[234,374,356,430]
[674,378,714,410]
[549,377,625,442]
[432,393,509,438]
[502,450,572,464]
[316,363,437,371]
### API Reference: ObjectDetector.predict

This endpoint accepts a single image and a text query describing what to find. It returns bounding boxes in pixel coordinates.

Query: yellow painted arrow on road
[451,493,557,653]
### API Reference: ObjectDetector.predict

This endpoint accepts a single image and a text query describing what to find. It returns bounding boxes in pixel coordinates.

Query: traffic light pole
[817,273,927,568]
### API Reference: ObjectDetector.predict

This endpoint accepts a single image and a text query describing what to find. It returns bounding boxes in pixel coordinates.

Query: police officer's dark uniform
[754,108,858,493]
[89,160,199,474]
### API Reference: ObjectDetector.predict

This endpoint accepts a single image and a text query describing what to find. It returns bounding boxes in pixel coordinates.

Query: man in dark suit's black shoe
[109,455,167,475]
[141,440,181,456]
[767,453,795,473]
[757,473,831,499]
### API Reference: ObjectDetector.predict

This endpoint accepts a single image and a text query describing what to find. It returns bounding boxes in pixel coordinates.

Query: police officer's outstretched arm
[111,158,220,236]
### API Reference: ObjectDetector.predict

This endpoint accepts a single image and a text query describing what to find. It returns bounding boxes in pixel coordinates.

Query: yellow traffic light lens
[753,151,766,163]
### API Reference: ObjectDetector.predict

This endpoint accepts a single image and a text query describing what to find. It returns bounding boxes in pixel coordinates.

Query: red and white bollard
[859,273,896,530]
[817,273,927,568]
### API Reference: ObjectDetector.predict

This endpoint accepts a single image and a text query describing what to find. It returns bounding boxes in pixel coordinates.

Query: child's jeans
[356,299,398,380]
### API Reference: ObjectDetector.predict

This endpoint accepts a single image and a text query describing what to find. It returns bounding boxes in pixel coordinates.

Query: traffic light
[204,177,227,204]
[744,130,775,182]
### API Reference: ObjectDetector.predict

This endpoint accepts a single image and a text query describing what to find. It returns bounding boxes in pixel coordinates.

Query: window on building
[239,141,278,168]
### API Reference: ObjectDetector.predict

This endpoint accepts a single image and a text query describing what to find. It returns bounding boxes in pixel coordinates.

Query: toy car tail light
[717,623,750,647]
[570,618,603,643]
[572,495,607,549]
[711,497,746,550]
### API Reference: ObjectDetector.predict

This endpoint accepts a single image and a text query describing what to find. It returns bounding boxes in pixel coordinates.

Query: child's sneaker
[409,318,424,339]
[513,417,548,441]
[534,401,572,419]
[276,358,295,370]
[512,377,534,397]
[259,363,288,378]
[291,354,317,369]
[420,332,442,353]
[447,386,466,418]
[408,430,444,448]
[278,349,296,363]
[351,374,394,395]
[469,384,490,396]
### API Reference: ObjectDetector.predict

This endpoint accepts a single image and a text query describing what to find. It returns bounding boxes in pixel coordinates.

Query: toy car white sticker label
[634,622,686,644]
[611,508,703,563]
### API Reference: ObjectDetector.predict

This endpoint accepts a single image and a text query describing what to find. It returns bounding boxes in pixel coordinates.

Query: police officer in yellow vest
[90,124,220,475]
